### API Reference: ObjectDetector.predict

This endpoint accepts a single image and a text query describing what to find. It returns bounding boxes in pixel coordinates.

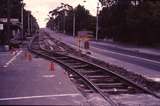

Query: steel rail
[28,35,160,106]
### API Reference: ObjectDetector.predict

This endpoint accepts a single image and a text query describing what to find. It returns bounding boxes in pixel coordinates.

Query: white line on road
[3,50,23,68]
[0,93,81,101]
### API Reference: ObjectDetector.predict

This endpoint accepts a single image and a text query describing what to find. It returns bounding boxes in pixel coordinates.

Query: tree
[0,0,39,44]
[47,4,96,36]
[126,1,160,45]
[98,0,160,46]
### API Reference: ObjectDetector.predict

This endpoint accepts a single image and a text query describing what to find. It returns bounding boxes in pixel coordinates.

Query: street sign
[0,24,3,30]
[0,18,19,23]
[77,31,93,41]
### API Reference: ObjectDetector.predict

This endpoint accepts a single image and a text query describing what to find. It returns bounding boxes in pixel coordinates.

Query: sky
[24,0,98,28]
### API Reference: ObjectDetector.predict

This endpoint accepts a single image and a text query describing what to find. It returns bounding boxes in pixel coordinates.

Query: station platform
[0,49,86,105]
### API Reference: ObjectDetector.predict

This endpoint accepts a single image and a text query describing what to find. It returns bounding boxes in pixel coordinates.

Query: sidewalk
[0,49,86,105]
[46,29,160,82]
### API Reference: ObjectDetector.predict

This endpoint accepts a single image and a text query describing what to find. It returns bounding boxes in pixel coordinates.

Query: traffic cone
[28,53,32,61]
[49,62,55,71]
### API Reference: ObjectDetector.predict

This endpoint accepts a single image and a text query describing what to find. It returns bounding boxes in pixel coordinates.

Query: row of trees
[99,0,160,46]
[0,0,39,44]
[47,0,160,46]
[47,4,95,35]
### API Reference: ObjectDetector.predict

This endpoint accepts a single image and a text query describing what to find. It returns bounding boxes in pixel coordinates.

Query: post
[30,16,32,34]
[7,0,11,44]
[73,13,76,37]
[21,2,24,40]
[28,11,30,36]
[96,2,99,40]
[63,11,66,34]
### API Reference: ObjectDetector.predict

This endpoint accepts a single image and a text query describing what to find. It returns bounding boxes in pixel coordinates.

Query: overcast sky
[24,0,98,28]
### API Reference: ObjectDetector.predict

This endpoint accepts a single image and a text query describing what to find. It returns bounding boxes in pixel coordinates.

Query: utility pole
[30,16,32,34]
[96,2,100,40]
[21,2,24,40]
[63,11,66,34]
[28,11,31,36]
[7,0,11,44]
[73,12,76,37]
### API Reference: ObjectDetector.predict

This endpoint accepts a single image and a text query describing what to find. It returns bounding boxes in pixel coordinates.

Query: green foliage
[47,5,96,36]
[99,0,160,46]
[0,0,22,18]
[0,0,39,44]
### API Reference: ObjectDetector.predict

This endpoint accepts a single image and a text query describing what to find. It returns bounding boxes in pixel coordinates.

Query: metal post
[96,2,99,40]
[73,13,76,37]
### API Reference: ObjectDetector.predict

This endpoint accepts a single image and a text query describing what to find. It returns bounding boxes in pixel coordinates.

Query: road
[0,48,85,105]
[90,42,160,71]
[45,28,160,80]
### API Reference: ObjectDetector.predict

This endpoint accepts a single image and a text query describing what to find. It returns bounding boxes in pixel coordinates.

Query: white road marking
[42,75,55,78]
[0,93,81,101]
[3,50,23,68]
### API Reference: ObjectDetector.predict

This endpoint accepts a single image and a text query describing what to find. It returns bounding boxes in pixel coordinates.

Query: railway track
[28,35,160,106]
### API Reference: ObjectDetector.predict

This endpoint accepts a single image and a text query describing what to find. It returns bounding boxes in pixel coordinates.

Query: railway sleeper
[81,71,106,76]
[83,89,94,93]
[87,75,113,79]
[78,84,91,90]
[61,59,78,63]
[102,88,130,94]
[80,70,100,74]
[67,62,87,66]
[89,78,116,83]
[56,57,70,60]
[72,64,89,69]
[95,83,128,89]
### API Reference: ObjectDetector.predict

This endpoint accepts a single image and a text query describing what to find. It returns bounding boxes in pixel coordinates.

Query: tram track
[28,35,160,106]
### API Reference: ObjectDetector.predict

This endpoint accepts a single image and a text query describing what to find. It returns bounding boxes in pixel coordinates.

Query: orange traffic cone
[49,62,55,71]
[28,53,32,61]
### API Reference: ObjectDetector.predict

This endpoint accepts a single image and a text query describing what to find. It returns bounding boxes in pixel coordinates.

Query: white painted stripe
[3,50,23,68]
[91,46,160,65]
[0,93,80,101]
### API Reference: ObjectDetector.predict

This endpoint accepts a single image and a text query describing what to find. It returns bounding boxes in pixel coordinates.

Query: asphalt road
[91,42,160,62]
[90,46,160,71]
[89,42,160,71]
[0,49,85,105]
